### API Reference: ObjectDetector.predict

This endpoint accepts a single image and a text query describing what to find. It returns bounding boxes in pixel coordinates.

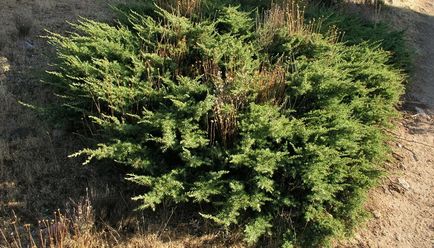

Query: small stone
[397,178,411,191]
[397,143,403,148]
[389,178,412,193]
[415,106,426,115]
[414,106,431,120]
[24,40,34,50]
[372,210,382,219]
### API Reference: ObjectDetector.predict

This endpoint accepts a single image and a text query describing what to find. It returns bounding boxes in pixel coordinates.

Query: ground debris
[389,178,411,193]
[372,210,382,219]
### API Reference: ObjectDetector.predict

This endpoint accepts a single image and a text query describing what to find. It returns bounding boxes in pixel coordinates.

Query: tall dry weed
[0,193,120,248]
[156,0,202,16]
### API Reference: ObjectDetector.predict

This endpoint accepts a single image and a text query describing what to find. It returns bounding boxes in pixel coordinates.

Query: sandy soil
[390,0,434,108]
[341,1,434,247]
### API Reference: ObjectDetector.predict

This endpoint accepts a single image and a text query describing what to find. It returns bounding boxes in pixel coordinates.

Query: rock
[389,178,411,193]
[397,178,411,191]
[24,40,34,50]
[415,106,426,115]
[372,210,382,219]
[414,106,431,120]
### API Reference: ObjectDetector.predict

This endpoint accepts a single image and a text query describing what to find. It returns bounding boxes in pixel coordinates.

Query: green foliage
[45,1,405,247]
[305,6,412,71]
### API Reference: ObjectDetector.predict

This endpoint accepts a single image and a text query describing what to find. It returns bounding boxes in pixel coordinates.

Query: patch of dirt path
[391,0,434,108]
[342,1,434,247]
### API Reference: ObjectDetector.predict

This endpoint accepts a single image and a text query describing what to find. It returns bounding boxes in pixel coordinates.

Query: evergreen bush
[45,1,405,247]
[305,6,411,71]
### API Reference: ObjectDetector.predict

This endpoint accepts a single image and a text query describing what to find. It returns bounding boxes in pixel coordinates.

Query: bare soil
[341,0,434,247]
[0,1,239,247]
[0,0,134,236]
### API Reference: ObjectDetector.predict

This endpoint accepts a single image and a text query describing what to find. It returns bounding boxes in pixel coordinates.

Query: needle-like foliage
[46,1,405,247]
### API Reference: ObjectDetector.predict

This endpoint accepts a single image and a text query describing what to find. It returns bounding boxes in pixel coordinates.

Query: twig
[392,151,404,161]
[383,129,434,149]
[157,207,176,238]
[402,145,419,162]
[0,228,10,248]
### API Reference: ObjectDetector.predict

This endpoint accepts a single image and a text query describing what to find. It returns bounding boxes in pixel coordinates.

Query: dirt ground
[0,1,238,247]
[340,0,434,247]
[1,0,434,247]
[0,0,136,238]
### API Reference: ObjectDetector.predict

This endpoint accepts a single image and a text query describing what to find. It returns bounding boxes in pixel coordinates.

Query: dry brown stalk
[156,0,202,17]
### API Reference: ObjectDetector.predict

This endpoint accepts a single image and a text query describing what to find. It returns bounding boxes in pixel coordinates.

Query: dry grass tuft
[345,0,383,5]
[1,193,118,248]
[33,0,56,13]
[257,0,330,49]
[259,0,307,35]
[258,0,347,43]
[342,0,384,24]
[0,31,7,51]
[14,9,34,38]
[156,0,202,16]
[0,200,244,248]
[256,64,287,105]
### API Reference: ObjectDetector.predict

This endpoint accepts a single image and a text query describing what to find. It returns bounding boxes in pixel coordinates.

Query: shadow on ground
[344,1,434,135]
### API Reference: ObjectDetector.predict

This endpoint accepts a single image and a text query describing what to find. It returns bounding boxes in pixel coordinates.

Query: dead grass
[1,194,108,248]
[14,9,34,38]
[1,198,245,248]
[257,0,344,48]
[156,0,202,16]
[342,0,384,23]
[0,31,7,52]
[344,0,383,5]
[258,0,307,36]
[0,2,246,247]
